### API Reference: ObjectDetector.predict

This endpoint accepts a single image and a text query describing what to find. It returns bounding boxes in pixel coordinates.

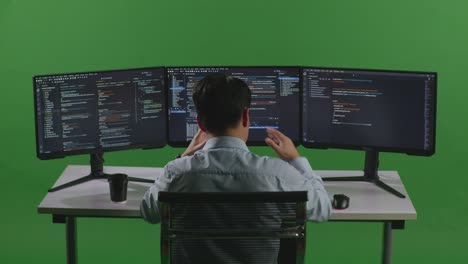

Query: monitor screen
[167,66,301,146]
[302,67,437,155]
[34,67,167,159]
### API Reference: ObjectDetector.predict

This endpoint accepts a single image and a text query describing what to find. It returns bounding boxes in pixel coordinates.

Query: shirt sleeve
[288,157,332,222]
[140,164,173,224]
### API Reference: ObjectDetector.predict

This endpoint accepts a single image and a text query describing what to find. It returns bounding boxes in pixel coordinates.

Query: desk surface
[38,165,417,221]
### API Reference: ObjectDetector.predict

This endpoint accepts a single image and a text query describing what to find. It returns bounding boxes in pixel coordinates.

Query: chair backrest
[158,191,308,264]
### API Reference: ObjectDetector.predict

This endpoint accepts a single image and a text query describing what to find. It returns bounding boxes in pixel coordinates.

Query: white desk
[38,165,417,264]
[320,170,416,221]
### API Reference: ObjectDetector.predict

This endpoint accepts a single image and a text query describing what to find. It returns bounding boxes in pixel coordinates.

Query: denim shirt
[141,136,331,223]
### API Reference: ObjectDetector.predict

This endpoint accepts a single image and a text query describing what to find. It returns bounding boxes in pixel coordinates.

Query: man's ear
[196,115,207,132]
[242,108,249,127]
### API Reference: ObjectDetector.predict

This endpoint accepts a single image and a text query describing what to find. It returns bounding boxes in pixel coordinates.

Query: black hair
[192,74,251,135]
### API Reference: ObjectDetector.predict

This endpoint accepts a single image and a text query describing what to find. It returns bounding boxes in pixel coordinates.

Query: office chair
[158,191,308,264]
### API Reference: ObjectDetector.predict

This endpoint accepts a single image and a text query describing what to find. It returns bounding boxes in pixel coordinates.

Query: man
[141,74,331,262]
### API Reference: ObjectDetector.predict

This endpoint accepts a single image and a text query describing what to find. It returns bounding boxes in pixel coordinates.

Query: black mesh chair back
[158,191,308,264]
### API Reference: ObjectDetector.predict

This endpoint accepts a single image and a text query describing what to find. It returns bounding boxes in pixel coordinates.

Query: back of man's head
[193,74,251,135]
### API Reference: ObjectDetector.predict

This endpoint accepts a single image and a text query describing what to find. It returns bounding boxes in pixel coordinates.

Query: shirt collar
[203,136,249,152]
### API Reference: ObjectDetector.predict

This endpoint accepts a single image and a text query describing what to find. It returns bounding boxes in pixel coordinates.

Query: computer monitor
[302,67,437,198]
[167,66,301,146]
[34,67,167,191]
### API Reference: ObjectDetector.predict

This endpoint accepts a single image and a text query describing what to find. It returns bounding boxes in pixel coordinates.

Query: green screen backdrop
[1,0,467,263]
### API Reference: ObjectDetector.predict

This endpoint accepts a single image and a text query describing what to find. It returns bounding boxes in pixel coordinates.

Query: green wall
[1,0,467,263]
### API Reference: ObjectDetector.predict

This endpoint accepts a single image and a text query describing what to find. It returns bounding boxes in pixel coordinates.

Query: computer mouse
[332,194,350,210]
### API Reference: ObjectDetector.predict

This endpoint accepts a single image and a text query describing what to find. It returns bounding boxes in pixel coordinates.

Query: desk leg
[382,221,392,264]
[66,216,77,264]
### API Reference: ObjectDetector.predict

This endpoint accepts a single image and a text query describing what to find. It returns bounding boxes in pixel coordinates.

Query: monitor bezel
[33,66,168,160]
[300,66,437,156]
[165,65,302,147]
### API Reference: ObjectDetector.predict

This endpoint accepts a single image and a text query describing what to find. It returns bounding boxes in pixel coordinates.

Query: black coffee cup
[108,173,128,202]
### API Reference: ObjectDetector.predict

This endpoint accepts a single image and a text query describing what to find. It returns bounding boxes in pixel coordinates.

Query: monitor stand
[322,150,406,198]
[48,151,154,192]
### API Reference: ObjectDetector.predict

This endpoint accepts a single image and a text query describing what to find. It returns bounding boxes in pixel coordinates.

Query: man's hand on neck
[181,130,209,157]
